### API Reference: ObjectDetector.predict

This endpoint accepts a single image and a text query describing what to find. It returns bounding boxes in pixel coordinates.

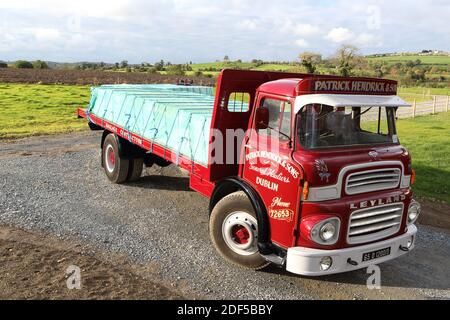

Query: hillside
[367,55,450,66]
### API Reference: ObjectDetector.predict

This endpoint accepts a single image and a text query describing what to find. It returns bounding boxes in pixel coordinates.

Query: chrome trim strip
[306,161,407,202]
[346,168,401,195]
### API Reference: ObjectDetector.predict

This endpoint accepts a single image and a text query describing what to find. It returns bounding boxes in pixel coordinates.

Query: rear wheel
[102,134,129,184]
[127,157,144,182]
[209,191,269,270]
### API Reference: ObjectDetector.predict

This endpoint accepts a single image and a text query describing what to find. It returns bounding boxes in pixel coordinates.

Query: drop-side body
[78,69,420,276]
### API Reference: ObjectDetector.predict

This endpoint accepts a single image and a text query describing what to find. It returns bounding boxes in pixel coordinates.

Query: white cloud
[294,24,320,37]
[326,27,354,43]
[237,19,259,31]
[0,0,449,62]
[33,28,61,42]
[354,33,383,47]
[0,0,134,20]
[295,39,310,48]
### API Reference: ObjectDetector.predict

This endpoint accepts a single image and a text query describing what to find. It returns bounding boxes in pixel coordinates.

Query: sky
[0,0,449,64]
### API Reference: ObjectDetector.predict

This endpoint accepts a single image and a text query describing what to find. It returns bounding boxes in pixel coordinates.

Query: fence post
[447,95,449,112]
[433,96,436,115]
[412,99,416,118]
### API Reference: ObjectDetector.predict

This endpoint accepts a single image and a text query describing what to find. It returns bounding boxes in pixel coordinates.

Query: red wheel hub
[231,225,250,245]
[109,149,115,166]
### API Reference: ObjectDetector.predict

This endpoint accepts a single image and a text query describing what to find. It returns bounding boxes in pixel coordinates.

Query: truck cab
[208,70,419,276]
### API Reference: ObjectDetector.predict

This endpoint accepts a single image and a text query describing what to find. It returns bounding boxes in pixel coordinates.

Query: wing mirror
[255,107,269,130]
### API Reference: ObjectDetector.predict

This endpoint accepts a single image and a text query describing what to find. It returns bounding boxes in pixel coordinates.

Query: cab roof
[258,78,302,97]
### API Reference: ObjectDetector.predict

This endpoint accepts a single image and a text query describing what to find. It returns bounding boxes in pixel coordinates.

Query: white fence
[397,94,450,119]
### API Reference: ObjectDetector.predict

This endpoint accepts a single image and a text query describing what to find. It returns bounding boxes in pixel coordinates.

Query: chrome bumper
[286,225,417,276]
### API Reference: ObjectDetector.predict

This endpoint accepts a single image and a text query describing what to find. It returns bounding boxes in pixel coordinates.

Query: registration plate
[362,247,391,262]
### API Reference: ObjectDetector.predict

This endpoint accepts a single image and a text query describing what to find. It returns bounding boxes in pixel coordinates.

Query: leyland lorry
[78,69,420,276]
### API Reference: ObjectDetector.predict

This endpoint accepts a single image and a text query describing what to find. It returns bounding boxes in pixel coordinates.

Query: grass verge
[397,112,450,203]
[0,83,91,139]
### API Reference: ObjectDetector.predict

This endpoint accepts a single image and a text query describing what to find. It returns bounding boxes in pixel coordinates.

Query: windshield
[297,105,399,150]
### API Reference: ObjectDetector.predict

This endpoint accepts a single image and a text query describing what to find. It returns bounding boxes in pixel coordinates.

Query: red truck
[78,69,420,276]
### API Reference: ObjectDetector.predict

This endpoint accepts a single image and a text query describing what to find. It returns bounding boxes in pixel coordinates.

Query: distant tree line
[2,60,50,69]
[296,45,448,87]
[3,46,448,87]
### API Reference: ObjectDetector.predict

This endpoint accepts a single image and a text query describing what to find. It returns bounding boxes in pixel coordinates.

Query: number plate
[362,247,391,262]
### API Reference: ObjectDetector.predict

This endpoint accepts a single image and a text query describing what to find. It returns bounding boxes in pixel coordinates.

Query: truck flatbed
[87,84,215,166]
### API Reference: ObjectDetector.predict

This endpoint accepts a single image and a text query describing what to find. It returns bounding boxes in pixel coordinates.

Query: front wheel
[209,191,269,270]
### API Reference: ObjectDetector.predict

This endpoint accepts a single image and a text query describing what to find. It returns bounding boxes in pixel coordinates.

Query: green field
[0,83,90,139]
[368,55,450,65]
[397,87,450,103]
[396,113,450,203]
[1,83,448,203]
[398,86,450,96]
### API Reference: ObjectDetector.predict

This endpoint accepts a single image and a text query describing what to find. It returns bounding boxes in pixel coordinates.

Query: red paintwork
[77,108,87,119]
[79,69,413,253]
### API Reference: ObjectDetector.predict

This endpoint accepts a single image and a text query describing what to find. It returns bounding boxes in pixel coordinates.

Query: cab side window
[258,98,292,141]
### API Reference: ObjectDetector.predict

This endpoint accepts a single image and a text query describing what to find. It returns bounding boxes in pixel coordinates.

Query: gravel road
[0,132,449,300]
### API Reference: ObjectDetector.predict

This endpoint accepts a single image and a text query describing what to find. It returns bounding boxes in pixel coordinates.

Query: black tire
[209,191,269,270]
[102,134,129,184]
[127,157,144,182]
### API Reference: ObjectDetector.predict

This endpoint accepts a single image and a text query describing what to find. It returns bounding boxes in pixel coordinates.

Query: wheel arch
[209,177,273,255]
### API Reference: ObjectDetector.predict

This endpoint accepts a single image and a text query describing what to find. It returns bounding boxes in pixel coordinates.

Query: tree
[32,60,49,69]
[166,64,185,76]
[334,45,360,77]
[224,55,230,62]
[251,59,264,67]
[369,61,389,78]
[154,60,165,71]
[299,52,322,74]
[120,60,128,69]
[0,62,7,68]
[14,60,33,69]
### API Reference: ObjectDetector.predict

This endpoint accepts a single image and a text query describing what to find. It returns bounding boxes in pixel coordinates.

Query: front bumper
[286,225,417,276]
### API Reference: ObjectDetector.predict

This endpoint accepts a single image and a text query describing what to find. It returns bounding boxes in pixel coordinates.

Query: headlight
[320,256,333,271]
[311,218,340,245]
[320,223,336,242]
[408,200,421,225]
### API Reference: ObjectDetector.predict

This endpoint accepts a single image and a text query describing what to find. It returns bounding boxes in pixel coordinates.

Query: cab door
[242,94,302,248]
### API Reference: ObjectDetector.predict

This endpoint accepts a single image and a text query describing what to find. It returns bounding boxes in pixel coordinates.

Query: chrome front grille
[346,168,401,195]
[348,204,404,244]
